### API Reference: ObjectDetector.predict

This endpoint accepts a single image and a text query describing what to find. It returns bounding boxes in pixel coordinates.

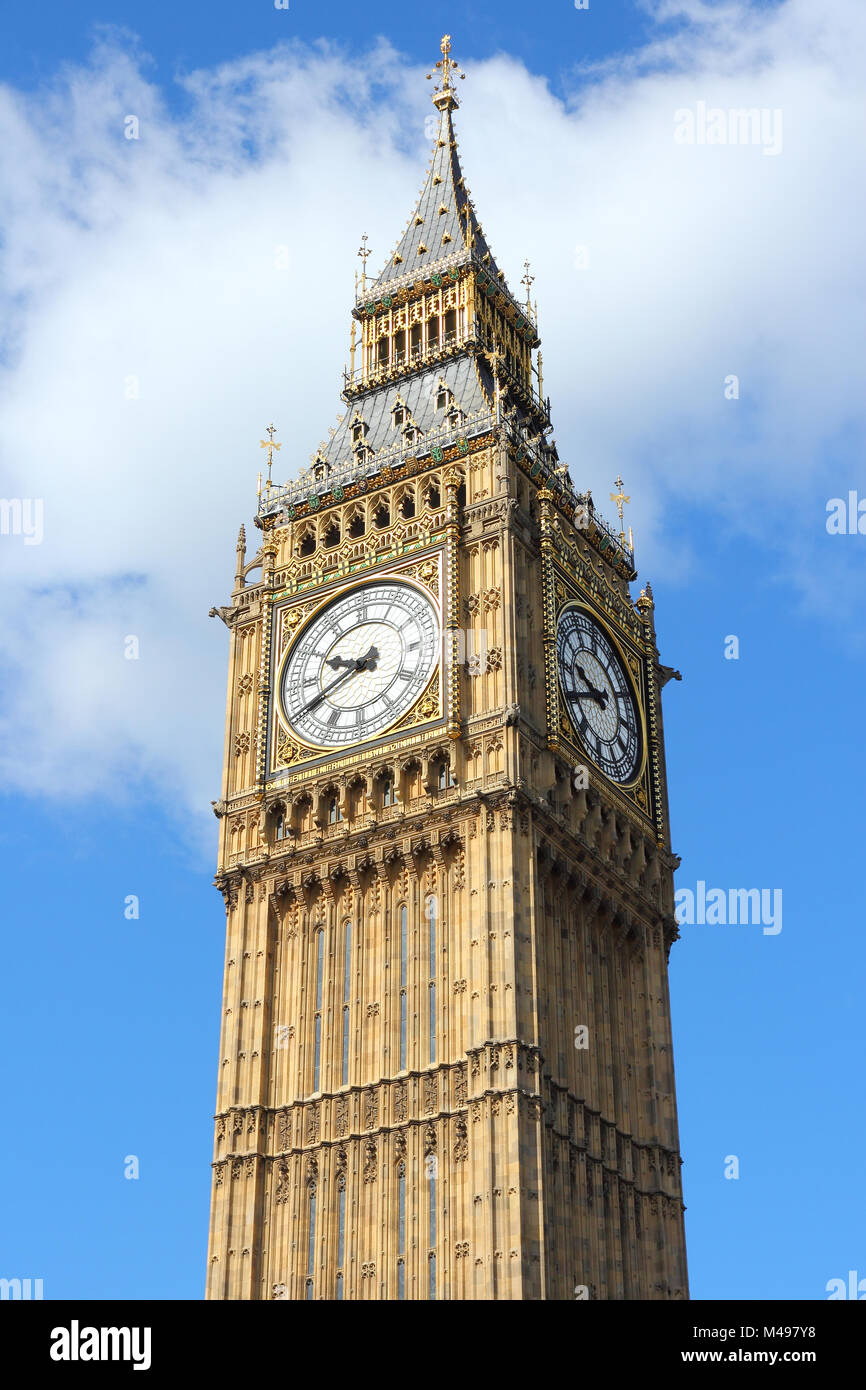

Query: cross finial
[357,233,371,293]
[259,422,282,490]
[522,259,535,305]
[427,33,465,110]
[610,473,631,546]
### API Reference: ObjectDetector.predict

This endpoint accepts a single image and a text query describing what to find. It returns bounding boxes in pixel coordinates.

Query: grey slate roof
[265,357,500,513]
[366,104,509,298]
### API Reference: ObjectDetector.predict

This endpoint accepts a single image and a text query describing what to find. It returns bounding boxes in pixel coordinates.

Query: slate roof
[365,103,510,300]
[259,356,499,513]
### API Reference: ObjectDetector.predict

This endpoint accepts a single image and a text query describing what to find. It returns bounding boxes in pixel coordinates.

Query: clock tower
[206,36,688,1301]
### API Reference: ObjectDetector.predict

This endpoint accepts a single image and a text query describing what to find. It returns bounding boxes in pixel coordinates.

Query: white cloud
[0,3,863,824]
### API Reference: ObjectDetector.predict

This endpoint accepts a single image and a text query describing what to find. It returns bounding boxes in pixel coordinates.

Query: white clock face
[557,606,642,784]
[280,579,440,749]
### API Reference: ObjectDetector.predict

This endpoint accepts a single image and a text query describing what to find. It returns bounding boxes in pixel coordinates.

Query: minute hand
[299,656,369,715]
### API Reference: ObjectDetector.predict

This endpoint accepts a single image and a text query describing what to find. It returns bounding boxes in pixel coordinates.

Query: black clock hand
[574,689,608,707]
[299,655,371,714]
[298,647,380,715]
[575,663,609,707]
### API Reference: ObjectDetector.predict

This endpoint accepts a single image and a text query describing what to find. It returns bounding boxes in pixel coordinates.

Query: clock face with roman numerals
[557,606,642,784]
[280,579,440,749]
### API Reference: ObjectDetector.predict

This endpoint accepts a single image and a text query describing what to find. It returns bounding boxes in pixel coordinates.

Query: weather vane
[427,34,466,108]
[610,474,631,547]
[259,422,281,494]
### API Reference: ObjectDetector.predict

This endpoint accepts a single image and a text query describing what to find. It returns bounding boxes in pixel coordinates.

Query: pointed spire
[366,37,511,300]
[235,524,246,588]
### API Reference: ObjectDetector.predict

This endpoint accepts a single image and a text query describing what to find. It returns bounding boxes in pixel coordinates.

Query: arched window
[328,795,342,825]
[381,774,395,808]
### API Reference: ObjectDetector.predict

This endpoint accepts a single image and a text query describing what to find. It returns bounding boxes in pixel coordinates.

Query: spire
[364,35,512,302]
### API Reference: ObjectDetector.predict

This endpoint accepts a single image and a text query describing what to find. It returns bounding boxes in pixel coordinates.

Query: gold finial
[357,233,371,294]
[522,259,535,307]
[259,422,281,492]
[610,473,631,547]
[427,34,466,110]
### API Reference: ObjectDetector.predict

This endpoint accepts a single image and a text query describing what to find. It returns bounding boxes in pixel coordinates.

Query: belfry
[206,36,688,1301]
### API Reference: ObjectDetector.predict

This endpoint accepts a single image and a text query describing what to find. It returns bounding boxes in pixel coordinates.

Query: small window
[348,513,365,539]
[435,387,449,410]
[400,494,415,520]
[328,796,342,825]
[382,776,395,808]
[426,483,441,509]
[352,419,365,443]
[299,531,316,557]
[444,308,457,342]
[374,503,390,529]
[274,808,288,841]
[392,406,406,428]
[437,763,448,790]
[377,337,389,366]
[323,522,340,549]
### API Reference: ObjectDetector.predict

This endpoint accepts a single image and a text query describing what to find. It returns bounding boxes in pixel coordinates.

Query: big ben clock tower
[206,37,689,1301]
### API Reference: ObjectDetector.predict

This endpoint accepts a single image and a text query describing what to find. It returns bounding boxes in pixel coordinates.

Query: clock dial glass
[281,580,440,748]
[557,607,642,784]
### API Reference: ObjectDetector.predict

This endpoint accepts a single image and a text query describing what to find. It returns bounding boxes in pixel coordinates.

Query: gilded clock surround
[272,562,445,763]
[206,36,688,1302]
[555,598,649,794]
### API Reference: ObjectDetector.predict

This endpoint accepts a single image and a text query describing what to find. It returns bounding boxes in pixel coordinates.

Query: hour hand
[575,664,609,707]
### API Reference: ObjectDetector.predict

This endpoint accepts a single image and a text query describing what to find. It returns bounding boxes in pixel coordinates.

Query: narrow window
[428,316,440,348]
[337,1184,346,1273]
[399,904,407,1071]
[377,336,389,366]
[427,895,437,1066]
[313,929,324,1092]
[444,308,457,343]
[306,1187,316,1300]
[342,919,351,1085]
[328,795,341,825]
[397,1162,406,1300]
[410,322,422,357]
[437,762,448,790]
[382,775,394,808]
[428,1167,437,1300]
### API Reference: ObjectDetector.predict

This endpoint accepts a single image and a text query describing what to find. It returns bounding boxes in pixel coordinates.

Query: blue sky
[1,0,863,1301]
